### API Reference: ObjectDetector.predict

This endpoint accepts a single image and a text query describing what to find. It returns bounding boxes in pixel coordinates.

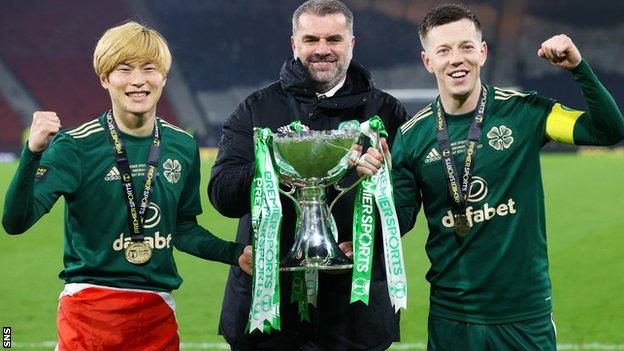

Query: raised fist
[28,111,62,153]
[537,34,582,70]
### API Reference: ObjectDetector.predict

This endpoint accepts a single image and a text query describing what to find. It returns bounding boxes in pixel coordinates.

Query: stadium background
[0,0,622,350]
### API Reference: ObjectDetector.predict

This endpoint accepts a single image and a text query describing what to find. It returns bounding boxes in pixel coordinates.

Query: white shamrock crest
[487,125,514,150]
[163,159,181,184]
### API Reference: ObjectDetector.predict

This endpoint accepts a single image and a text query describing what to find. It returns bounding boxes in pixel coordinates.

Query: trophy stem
[281,186,353,271]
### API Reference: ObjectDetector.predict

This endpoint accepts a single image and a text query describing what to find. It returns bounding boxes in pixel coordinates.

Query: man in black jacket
[209,1,408,350]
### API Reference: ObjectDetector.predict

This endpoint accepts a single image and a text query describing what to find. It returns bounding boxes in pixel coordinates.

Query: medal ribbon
[104,111,161,243]
[351,116,408,311]
[435,86,488,226]
[249,128,282,333]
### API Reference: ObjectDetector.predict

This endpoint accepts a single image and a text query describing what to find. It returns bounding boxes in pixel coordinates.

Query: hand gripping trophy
[249,117,407,332]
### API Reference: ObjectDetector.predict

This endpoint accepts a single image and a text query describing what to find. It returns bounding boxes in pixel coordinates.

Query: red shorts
[56,283,179,351]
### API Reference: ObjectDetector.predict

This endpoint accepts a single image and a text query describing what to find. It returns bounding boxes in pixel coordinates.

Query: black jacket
[209,58,408,351]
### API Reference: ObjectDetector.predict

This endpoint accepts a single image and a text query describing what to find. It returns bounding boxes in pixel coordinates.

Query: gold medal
[124,241,152,265]
[453,213,471,238]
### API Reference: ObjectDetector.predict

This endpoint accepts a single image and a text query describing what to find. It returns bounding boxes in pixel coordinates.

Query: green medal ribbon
[249,128,282,333]
[350,116,408,311]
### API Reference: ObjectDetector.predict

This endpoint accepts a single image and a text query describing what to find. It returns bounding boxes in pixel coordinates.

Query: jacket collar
[279,58,374,108]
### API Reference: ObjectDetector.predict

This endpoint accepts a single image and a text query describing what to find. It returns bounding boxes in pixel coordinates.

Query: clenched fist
[537,34,582,70]
[356,138,392,177]
[28,111,62,153]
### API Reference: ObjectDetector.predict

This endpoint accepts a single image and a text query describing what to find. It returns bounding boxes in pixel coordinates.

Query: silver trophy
[272,126,363,271]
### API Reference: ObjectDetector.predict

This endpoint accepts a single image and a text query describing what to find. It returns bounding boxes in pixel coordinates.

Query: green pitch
[1,153,623,351]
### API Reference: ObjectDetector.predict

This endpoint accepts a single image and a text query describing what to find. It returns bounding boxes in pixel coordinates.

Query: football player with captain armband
[391,4,624,350]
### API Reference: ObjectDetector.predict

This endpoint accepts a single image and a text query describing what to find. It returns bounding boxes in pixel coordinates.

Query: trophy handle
[370,129,381,152]
[329,127,377,213]
[279,184,301,214]
[329,175,367,212]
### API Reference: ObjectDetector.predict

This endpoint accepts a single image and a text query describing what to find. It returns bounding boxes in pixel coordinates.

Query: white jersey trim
[161,119,194,138]
[401,105,433,134]
[67,119,104,139]
[494,88,530,100]
[66,119,99,135]
[70,127,104,139]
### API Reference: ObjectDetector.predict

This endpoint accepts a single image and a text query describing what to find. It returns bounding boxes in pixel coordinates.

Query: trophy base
[280,256,353,272]
[280,264,353,272]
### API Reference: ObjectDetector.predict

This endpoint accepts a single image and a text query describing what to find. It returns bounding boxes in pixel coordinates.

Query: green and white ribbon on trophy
[351,170,376,303]
[249,117,406,334]
[249,127,282,333]
[351,116,408,312]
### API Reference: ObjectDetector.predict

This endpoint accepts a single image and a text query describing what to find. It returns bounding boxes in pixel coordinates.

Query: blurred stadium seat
[0,0,178,149]
[0,0,622,151]
[0,95,22,152]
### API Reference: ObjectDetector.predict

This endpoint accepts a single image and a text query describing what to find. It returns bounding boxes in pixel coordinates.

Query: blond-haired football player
[3,21,252,350]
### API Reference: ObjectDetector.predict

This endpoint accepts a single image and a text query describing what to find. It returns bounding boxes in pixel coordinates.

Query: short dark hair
[292,0,354,35]
[419,4,481,43]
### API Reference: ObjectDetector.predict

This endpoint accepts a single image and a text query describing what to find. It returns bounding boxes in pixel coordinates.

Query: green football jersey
[392,61,624,324]
[393,84,556,323]
[24,113,204,291]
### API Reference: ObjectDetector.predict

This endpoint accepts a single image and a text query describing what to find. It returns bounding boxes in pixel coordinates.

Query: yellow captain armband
[545,103,584,145]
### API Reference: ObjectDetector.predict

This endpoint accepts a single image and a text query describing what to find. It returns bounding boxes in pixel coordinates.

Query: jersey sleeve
[2,133,82,234]
[173,143,245,264]
[176,145,203,219]
[545,60,624,145]
[172,218,245,265]
[391,131,421,235]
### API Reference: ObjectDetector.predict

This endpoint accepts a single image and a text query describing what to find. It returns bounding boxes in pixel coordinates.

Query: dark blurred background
[0,0,622,153]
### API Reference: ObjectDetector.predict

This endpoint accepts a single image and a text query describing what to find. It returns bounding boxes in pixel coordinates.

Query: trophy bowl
[272,129,360,271]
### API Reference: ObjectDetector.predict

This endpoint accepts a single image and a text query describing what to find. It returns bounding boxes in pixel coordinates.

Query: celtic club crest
[163,159,181,183]
[487,125,514,150]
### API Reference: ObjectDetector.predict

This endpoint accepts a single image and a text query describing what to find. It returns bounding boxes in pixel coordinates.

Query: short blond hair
[93,21,172,78]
